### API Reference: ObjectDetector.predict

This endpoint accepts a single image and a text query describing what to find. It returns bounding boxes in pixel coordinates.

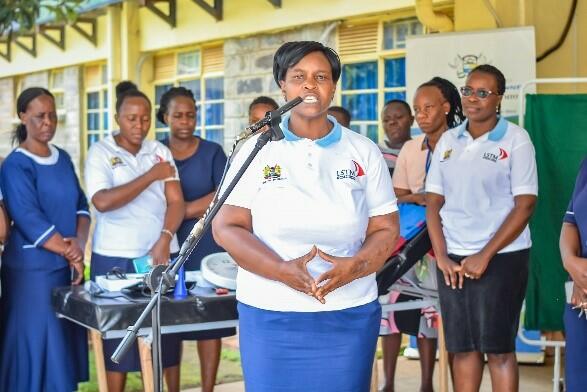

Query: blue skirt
[564,303,587,392]
[238,300,381,392]
[0,266,89,392]
[90,252,182,372]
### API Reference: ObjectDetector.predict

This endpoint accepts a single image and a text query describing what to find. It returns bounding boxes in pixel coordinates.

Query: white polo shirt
[222,115,398,312]
[425,117,538,256]
[85,135,179,258]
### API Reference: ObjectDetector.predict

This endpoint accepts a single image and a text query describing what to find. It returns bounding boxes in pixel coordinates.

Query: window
[153,46,224,144]
[50,69,65,117]
[83,64,109,150]
[338,18,423,143]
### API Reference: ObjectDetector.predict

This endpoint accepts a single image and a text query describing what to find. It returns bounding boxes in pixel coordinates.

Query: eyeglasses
[460,86,499,99]
[106,267,128,280]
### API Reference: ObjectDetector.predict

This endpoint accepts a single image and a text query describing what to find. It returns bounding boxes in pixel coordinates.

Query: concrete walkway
[184,355,559,392]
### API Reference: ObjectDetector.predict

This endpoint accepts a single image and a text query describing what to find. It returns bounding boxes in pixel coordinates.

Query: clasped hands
[566,256,587,316]
[278,246,365,304]
[436,252,491,290]
[62,237,85,285]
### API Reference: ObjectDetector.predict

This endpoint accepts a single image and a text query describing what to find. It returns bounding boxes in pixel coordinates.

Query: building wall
[0,0,586,167]
[0,78,15,158]
[0,67,83,171]
[454,0,587,93]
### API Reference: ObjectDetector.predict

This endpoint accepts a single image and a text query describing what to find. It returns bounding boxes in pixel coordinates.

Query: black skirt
[436,249,529,354]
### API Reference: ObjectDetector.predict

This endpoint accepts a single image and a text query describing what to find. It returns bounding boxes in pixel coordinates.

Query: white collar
[105,133,155,156]
[16,144,59,165]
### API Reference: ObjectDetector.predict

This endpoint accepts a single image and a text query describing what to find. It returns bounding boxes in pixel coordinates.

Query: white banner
[406,27,536,118]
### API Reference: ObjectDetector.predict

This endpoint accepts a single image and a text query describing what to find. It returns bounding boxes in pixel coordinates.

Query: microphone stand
[111,97,302,392]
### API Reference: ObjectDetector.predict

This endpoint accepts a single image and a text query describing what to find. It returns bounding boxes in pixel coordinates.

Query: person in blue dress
[560,159,587,392]
[85,81,185,392]
[158,86,236,392]
[0,87,89,391]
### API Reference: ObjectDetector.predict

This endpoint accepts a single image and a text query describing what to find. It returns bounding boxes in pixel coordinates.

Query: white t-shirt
[222,115,398,312]
[85,135,179,258]
[425,117,538,256]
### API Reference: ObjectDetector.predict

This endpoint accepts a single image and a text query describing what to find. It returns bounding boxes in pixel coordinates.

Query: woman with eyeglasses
[85,81,185,392]
[379,77,464,392]
[425,64,538,391]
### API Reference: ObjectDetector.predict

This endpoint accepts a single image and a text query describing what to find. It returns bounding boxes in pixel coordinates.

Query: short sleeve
[212,144,228,187]
[391,143,410,190]
[84,143,113,200]
[425,138,444,195]
[365,144,398,217]
[219,136,263,209]
[510,135,538,196]
[156,143,180,182]
[0,158,56,246]
[63,152,90,219]
[564,158,587,225]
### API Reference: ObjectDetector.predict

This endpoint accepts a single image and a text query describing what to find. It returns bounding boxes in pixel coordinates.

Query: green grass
[78,342,242,392]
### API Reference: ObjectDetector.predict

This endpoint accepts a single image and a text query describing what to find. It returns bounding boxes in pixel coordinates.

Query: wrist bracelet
[161,229,174,239]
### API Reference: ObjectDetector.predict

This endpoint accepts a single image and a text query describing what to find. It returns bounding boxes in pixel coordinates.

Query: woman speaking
[213,41,399,392]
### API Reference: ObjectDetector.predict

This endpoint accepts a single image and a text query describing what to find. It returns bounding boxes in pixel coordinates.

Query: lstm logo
[336,160,365,180]
[482,148,508,163]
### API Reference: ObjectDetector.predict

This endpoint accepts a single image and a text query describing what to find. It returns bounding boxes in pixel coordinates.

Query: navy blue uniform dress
[563,158,587,392]
[163,137,236,340]
[0,146,89,392]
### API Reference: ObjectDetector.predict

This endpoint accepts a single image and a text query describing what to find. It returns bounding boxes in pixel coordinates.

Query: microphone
[246,96,303,133]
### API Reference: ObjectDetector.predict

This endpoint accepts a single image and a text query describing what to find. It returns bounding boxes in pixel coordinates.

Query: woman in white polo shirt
[85,81,185,392]
[212,41,399,392]
[426,65,537,392]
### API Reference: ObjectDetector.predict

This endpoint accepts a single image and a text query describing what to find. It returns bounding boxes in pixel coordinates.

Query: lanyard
[424,137,432,176]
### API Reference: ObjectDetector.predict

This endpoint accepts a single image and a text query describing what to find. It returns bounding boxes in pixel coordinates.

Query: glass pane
[102,111,109,131]
[194,128,202,137]
[87,92,99,110]
[205,103,224,126]
[155,84,173,104]
[366,124,379,143]
[205,77,224,100]
[204,128,223,145]
[103,89,109,109]
[101,64,108,85]
[155,107,167,129]
[342,62,377,90]
[396,23,409,49]
[54,93,64,109]
[52,71,64,89]
[342,94,378,121]
[383,22,394,50]
[411,21,423,35]
[177,50,201,75]
[349,123,378,142]
[87,113,99,130]
[87,133,100,146]
[384,91,407,103]
[155,130,170,142]
[384,58,406,88]
[179,79,201,101]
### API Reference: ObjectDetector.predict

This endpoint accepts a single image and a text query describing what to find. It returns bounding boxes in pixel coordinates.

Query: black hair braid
[419,77,465,128]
